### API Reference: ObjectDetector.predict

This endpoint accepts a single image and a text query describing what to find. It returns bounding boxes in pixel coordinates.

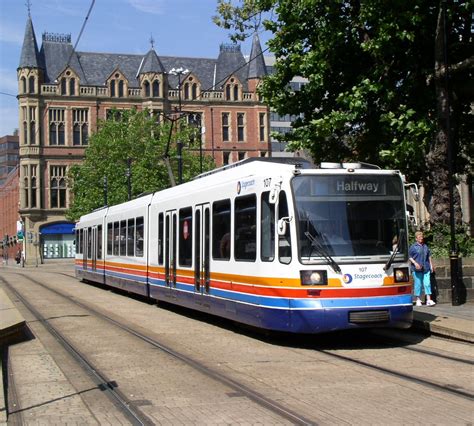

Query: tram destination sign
[330,178,386,196]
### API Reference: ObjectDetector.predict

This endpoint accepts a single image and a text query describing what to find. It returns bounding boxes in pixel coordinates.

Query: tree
[67,108,214,221]
[215,0,473,226]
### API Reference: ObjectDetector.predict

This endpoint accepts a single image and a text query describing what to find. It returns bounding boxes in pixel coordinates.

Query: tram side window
[278,191,292,264]
[212,199,231,260]
[107,223,112,255]
[261,192,275,261]
[179,207,193,267]
[158,213,164,265]
[113,221,119,255]
[87,227,92,259]
[127,218,135,256]
[120,220,126,255]
[78,229,83,254]
[235,195,256,261]
[97,225,102,259]
[136,217,144,257]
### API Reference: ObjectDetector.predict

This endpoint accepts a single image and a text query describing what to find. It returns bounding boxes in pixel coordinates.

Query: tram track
[2,270,472,423]
[1,273,317,425]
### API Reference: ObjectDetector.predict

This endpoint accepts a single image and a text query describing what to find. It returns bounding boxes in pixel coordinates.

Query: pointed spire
[19,15,41,69]
[247,33,267,79]
[138,47,165,75]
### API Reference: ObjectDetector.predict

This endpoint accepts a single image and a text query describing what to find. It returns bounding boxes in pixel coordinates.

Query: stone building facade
[18,15,270,264]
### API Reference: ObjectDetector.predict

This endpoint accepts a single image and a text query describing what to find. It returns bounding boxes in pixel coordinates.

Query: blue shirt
[408,242,431,272]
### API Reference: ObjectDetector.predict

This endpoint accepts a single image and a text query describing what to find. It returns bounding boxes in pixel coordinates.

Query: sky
[0,0,270,136]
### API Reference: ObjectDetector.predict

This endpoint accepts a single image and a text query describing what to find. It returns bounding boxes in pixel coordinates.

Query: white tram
[75,158,413,333]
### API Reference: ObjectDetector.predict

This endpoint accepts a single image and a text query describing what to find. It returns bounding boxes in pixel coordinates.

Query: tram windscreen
[292,174,407,263]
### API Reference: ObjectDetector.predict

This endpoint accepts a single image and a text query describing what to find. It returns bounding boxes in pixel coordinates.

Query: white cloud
[128,0,166,15]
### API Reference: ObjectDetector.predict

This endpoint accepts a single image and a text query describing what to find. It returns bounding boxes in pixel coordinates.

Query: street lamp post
[169,67,189,184]
[442,1,461,305]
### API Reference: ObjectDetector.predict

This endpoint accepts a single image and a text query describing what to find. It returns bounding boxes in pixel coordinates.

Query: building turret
[19,15,42,70]
[247,33,267,92]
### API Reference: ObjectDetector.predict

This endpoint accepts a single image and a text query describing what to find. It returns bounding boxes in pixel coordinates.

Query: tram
[75,158,413,334]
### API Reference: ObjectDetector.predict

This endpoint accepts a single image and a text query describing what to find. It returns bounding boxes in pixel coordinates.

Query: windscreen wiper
[304,231,342,274]
[383,229,405,271]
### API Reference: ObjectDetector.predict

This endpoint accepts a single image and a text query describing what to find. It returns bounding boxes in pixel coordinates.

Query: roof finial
[25,0,32,17]
[149,34,155,49]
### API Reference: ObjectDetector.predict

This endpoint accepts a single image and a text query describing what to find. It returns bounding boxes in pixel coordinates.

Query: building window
[61,79,67,95]
[191,83,197,100]
[73,109,89,145]
[259,112,266,142]
[49,109,65,145]
[184,83,190,100]
[110,80,116,97]
[30,165,37,208]
[50,165,67,208]
[152,80,160,97]
[222,112,229,142]
[118,80,124,97]
[21,77,26,93]
[29,76,35,93]
[238,151,246,161]
[223,151,230,165]
[144,81,150,97]
[237,112,245,142]
[69,78,75,96]
[23,175,29,208]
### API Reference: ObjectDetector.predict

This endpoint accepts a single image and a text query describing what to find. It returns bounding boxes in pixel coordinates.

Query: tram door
[194,204,211,297]
[82,228,87,270]
[165,210,178,295]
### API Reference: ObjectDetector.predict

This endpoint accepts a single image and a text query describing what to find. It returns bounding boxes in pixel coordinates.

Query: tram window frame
[212,199,231,261]
[278,191,292,264]
[107,223,112,255]
[78,229,83,254]
[127,218,135,257]
[87,227,92,259]
[97,225,102,259]
[179,207,193,267]
[158,212,164,265]
[234,194,257,262]
[113,221,119,255]
[135,216,144,257]
[261,191,275,262]
[120,220,127,256]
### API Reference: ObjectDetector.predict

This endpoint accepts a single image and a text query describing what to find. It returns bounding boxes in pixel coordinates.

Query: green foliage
[215,0,472,185]
[410,223,474,258]
[66,109,214,221]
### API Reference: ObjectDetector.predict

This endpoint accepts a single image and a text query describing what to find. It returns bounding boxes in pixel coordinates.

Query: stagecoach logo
[343,274,353,284]
[237,179,255,194]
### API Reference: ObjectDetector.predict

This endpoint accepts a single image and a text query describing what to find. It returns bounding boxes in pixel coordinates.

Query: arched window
[110,80,116,97]
[69,78,75,96]
[191,83,197,100]
[152,80,159,97]
[233,85,239,101]
[61,79,67,95]
[144,81,150,97]
[29,76,35,93]
[184,83,189,100]
[21,77,26,93]
[225,84,231,101]
[118,80,124,97]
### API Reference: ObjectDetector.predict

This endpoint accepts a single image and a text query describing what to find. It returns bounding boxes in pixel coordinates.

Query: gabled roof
[247,33,267,79]
[138,49,165,75]
[19,16,41,69]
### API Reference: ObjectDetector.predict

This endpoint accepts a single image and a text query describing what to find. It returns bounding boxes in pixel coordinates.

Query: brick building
[18,14,270,263]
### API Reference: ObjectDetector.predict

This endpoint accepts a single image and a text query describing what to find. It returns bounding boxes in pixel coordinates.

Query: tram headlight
[394,267,410,283]
[300,270,328,285]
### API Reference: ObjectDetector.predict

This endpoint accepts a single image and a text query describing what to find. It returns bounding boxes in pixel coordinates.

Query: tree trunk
[425,2,462,227]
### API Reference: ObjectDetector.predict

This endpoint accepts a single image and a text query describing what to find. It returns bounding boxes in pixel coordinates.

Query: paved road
[1,263,473,424]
